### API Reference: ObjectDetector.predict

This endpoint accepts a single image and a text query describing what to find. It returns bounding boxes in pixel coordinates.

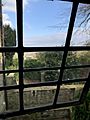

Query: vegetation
[38,52,63,81]
[38,51,90,81]
[72,91,90,120]
[11,49,90,83]
[4,25,16,68]
[23,59,43,81]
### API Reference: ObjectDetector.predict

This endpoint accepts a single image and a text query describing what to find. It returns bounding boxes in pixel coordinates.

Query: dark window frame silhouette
[0,0,90,119]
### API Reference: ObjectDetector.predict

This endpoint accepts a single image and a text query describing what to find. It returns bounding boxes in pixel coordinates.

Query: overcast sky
[2,0,90,47]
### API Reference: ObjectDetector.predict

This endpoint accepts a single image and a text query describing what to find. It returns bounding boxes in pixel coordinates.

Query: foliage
[38,50,89,81]
[23,59,43,81]
[38,52,63,81]
[77,51,90,78]
[4,25,16,68]
[12,46,90,83]
[72,91,90,120]
[63,52,79,80]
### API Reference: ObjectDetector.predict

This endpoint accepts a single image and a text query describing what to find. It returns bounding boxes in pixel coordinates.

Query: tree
[76,4,90,36]
[38,52,63,81]
[4,25,16,68]
[78,5,90,28]
[77,51,90,78]
[63,52,80,80]
[23,59,43,81]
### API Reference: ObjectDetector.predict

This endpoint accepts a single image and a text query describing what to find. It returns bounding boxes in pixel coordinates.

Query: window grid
[0,0,90,119]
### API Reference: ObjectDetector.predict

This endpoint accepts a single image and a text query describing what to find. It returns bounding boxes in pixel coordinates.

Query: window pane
[24,86,56,108]
[2,0,17,47]
[5,52,18,70]
[23,1,72,47]
[63,68,89,80]
[0,74,3,87]
[7,89,19,111]
[57,82,85,103]
[23,51,63,83]
[0,91,5,113]
[70,3,90,46]
[66,51,90,66]
[24,52,63,68]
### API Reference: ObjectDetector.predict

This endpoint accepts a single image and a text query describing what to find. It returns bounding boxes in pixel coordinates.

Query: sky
[2,0,90,47]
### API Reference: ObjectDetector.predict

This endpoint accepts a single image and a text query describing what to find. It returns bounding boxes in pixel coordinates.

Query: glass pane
[2,0,17,47]
[24,86,56,108]
[7,89,19,111]
[0,72,19,87]
[66,51,90,66]
[23,51,63,83]
[24,70,59,84]
[70,3,90,46]
[23,71,41,83]
[0,74,3,87]
[24,51,63,68]
[0,91,5,113]
[0,52,18,86]
[57,82,85,103]
[63,68,89,80]
[6,72,19,86]
[5,52,18,70]
[23,1,72,47]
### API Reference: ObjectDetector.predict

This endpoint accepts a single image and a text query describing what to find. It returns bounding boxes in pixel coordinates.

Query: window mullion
[16,0,24,111]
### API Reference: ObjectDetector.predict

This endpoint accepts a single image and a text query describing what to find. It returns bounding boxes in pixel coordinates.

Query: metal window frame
[0,0,90,119]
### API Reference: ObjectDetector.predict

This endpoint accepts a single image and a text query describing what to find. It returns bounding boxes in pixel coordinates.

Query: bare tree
[78,4,90,34]
[79,5,90,26]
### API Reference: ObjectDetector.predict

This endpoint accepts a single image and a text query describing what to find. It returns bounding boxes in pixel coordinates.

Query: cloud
[2,0,29,12]
[24,30,90,47]
[3,13,13,27]
[2,0,16,12]
[24,0,28,6]
[2,0,30,28]
[71,31,90,46]
[24,32,67,47]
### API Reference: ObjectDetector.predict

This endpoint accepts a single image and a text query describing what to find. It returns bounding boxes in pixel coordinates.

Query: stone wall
[7,108,71,120]
[6,85,78,120]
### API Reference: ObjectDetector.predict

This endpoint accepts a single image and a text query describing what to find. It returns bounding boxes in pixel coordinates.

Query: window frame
[0,0,90,119]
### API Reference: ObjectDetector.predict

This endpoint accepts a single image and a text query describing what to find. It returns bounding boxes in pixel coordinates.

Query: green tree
[23,59,43,81]
[63,52,80,80]
[4,25,16,68]
[38,52,63,81]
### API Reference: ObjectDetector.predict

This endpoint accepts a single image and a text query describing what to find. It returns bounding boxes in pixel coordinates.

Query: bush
[72,91,90,120]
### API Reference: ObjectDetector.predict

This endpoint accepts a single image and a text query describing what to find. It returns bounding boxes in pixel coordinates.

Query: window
[0,0,90,119]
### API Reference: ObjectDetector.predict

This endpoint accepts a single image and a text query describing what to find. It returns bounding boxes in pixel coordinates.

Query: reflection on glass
[70,3,90,46]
